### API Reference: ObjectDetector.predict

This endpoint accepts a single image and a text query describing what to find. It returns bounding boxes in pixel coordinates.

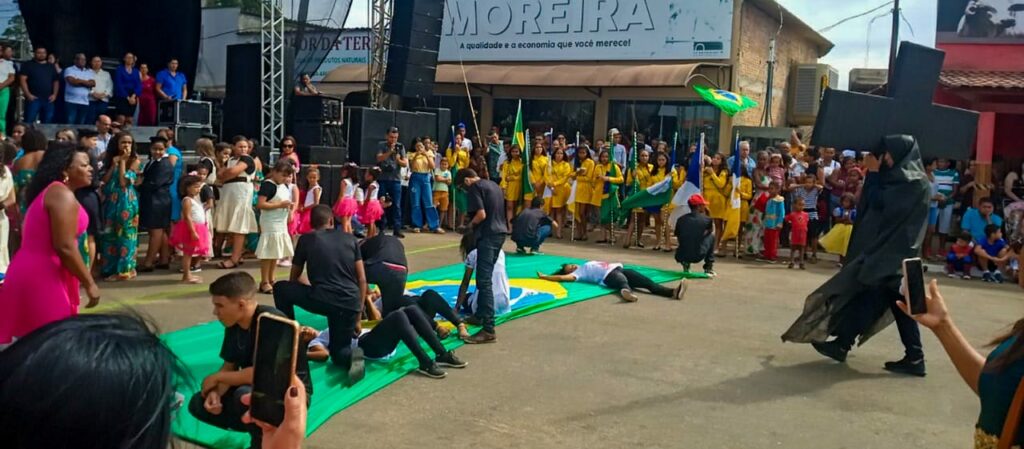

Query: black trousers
[474,233,506,333]
[677,233,716,271]
[386,289,463,327]
[364,261,408,314]
[833,287,924,360]
[188,386,261,449]
[601,267,675,298]
[273,281,360,369]
[360,306,448,369]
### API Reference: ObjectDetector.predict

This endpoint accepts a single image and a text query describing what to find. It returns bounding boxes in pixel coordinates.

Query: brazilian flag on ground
[692,84,758,117]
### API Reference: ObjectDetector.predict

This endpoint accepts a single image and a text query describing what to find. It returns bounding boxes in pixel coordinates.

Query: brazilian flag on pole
[515,100,534,198]
[692,84,758,117]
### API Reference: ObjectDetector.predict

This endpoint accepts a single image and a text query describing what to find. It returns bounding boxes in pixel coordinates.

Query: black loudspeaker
[292,123,345,147]
[290,95,343,123]
[296,145,348,165]
[159,100,213,126]
[383,0,443,99]
[174,125,214,152]
[395,110,436,146]
[345,107,395,165]
[413,107,452,145]
[224,43,295,139]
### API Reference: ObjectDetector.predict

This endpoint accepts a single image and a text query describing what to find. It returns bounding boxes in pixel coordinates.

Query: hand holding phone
[251,313,299,426]
[902,258,927,315]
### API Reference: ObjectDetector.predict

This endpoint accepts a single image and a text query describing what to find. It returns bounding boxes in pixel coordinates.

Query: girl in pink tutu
[333,163,360,233]
[360,167,385,238]
[170,175,210,284]
[297,165,322,234]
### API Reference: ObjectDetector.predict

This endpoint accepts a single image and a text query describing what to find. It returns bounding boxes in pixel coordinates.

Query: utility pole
[886,0,900,94]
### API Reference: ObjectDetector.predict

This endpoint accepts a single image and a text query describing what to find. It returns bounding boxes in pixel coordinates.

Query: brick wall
[734,3,822,127]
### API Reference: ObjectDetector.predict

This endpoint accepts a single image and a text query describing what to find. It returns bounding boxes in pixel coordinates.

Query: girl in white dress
[255,160,296,294]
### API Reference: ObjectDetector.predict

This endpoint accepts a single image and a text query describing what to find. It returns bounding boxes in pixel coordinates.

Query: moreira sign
[439,0,734,61]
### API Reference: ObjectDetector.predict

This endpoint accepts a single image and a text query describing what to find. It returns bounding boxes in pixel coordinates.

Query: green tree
[2,14,25,41]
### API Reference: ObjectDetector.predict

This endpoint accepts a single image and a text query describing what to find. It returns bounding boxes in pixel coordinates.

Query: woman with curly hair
[99,132,140,281]
[0,142,100,344]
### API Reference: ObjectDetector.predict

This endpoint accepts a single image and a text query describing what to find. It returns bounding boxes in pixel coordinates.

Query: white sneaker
[674,280,688,300]
[620,289,639,303]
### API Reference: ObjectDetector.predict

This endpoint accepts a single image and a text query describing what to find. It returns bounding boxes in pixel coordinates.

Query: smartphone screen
[251,313,298,426]
[904,258,927,315]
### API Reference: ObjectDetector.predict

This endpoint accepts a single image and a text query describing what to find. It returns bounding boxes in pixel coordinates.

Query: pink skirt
[287,210,300,235]
[297,208,313,234]
[334,197,359,218]
[360,199,384,225]
[170,221,211,256]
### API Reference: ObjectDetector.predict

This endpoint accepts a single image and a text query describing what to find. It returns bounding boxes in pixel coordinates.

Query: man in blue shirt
[155,58,187,102]
[63,53,95,125]
[961,197,1003,243]
[727,140,757,176]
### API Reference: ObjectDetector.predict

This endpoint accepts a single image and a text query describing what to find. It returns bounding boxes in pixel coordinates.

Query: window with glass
[492,99,595,143]
[607,100,721,153]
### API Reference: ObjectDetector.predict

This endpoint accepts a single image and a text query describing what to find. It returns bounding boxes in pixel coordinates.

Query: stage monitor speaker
[345,107,396,165]
[383,0,443,99]
[290,95,344,123]
[159,100,213,126]
[413,107,452,145]
[224,43,294,140]
[292,123,346,147]
[173,125,213,152]
[296,145,348,165]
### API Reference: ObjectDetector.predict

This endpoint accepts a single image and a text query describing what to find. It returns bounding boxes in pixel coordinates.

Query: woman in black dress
[138,136,174,272]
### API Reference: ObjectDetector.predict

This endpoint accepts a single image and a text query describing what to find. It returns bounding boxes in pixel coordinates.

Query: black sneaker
[436,351,468,368]
[347,347,365,385]
[463,330,497,344]
[416,362,447,379]
[394,230,406,239]
[812,340,848,363]
[883,356,926,377]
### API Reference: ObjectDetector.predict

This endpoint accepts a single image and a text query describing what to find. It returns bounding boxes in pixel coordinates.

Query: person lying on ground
[306,305,467,379]
[537,260,684,303]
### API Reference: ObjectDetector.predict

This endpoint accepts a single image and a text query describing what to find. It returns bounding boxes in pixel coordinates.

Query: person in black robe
[782,135,930,377]
[138,136,174,271]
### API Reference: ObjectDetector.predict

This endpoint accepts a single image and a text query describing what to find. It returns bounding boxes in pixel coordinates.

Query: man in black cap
[377,126,407,237]
[674,193,716,279]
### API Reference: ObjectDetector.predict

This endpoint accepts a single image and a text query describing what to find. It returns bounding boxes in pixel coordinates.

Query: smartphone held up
[903,258,928,316]
[251,313,299,426]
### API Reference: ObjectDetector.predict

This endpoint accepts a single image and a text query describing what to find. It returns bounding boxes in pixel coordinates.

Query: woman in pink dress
[137,63,158,126]
[0,143,100,345]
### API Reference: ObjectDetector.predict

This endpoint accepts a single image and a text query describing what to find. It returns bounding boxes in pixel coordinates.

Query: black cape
[782,135,930,345]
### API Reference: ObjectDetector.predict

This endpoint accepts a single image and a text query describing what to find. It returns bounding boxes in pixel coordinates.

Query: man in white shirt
[88,56,112,124]
[93,115,113,166]
[609,128,627,168]
[0,45,15,136]
[63,53,95,125]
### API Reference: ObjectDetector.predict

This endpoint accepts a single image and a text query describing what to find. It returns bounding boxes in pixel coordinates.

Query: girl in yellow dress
[727,164,755,255]
[547,146,572,238]
[593,149,623,244]
[571,146,596,241]
[500,144,524,230]
[446,141,471,229]
[622,150,653,249]
[703,153,729,253]
[526,137,549,202]
[647,152,672,251]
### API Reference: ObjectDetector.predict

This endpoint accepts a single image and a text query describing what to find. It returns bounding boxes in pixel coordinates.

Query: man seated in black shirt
[511,197,557,255]
[674,194,716,298]
[361,234,468,339]
[188,271,312,449]
[273,205,368,384]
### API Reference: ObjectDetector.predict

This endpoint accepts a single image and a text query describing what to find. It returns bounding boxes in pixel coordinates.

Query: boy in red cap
[674,194,716,278]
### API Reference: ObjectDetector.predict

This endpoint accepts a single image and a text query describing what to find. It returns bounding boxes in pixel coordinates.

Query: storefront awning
[320,62,727,88]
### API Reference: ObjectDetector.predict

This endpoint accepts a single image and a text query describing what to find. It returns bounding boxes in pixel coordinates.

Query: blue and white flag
[669,132,705,223]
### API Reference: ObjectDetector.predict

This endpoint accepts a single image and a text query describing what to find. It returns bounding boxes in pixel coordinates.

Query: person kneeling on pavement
[511,197,557,255]
[674,194,717,278]
[189,271,313,449]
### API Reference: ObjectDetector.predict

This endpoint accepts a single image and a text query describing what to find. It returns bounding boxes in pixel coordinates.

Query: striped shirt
[793,186,822,220]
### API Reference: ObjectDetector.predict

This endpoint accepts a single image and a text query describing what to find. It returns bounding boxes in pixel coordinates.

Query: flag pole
[733,131,741,259]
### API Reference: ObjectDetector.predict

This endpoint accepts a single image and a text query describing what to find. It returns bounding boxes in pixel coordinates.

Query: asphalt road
[99,233,1018,449]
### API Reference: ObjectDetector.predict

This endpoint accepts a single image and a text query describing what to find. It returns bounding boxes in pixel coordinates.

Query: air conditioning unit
[848,68,888,94]
[787,64,839,126]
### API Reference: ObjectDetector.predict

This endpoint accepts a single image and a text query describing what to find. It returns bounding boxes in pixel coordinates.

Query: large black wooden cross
[811,41,979,160]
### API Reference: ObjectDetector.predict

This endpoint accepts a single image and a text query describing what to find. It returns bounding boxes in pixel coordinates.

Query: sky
[343,0,938,90]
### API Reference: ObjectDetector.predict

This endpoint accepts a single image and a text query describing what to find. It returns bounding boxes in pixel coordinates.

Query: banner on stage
[440,0,733,62]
